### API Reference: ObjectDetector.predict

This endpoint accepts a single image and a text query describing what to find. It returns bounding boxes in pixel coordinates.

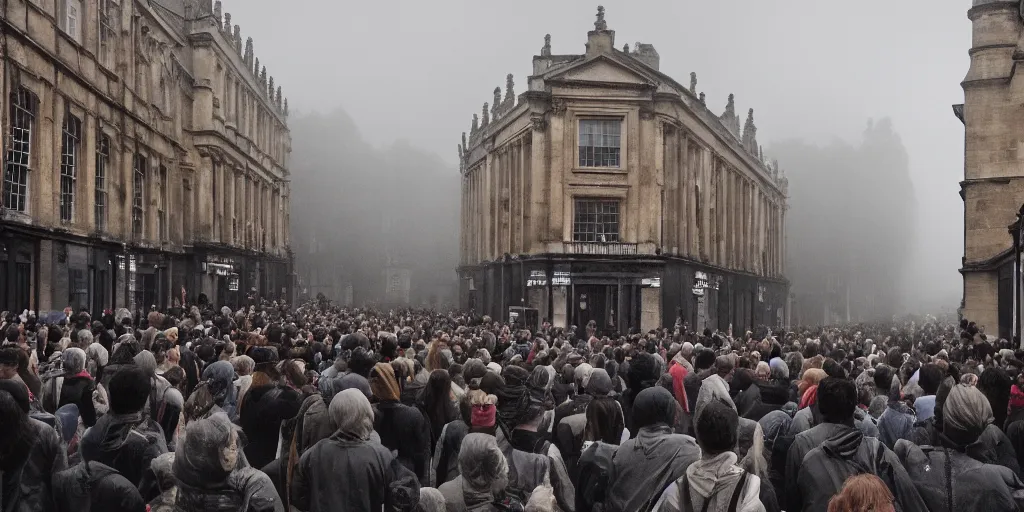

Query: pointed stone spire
[275,86,282,109]
[541,34,551,56]
[233,25,241,53]
[254,57,259,77]
[268,76,275,97]
[462,132,468,152]
[284,98,289,116]
[471,114,479,134]
[505,74,515,103]
[742,108,757,154]
[720,94,740,137]
[492,87,501,118]
[689,72,697,95]
[214,1,222,28]
[595,5,607,31]
[260,66,267,87]
[222,12,231,34]
[244,37,253,66]
[482,103,490,126]
[623,43,630,53]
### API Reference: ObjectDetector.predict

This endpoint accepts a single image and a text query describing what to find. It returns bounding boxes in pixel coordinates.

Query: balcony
[564,242,639,256]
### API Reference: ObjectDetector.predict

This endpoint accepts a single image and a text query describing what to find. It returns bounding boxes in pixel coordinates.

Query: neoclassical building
[0,0,292,314]
[458,7,789,333]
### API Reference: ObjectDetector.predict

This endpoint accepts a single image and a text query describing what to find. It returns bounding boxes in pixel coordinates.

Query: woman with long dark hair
[420,369,458,449]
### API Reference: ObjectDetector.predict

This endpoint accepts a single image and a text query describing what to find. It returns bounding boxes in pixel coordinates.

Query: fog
[229,0,969,313]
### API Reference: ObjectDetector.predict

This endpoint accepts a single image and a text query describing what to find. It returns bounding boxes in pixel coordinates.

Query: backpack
[575,441,618,512]
[678,469,750,512]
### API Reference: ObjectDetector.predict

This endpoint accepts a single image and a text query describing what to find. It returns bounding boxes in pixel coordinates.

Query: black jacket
[291,434,419,512]
[895,436,1024,512]
[78,412,167,488]
[239,384,304,471]
[1,418,67,512]
[374,400,431,485]
[51,460,146,512]
[59,375,97,427]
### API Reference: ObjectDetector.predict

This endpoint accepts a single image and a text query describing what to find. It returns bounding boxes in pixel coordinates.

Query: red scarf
[669,361,690,413]
[799,385,818,410]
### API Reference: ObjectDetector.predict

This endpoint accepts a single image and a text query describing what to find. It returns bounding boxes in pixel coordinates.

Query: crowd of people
[1,299,1024,512]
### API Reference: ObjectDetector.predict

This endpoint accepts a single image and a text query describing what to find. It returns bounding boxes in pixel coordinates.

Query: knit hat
[586,368,613,396]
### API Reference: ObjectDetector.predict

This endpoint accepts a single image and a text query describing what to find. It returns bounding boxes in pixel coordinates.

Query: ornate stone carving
[689,72,697,95]
[244,38,253,66]
[275,87,282,108]
[530,114,547,131]
[742,108,757,154]
[233,26,241,52]
[720,93,740,137]
[551,98,567,115]
[542,34,551,56]
[462,132,468,151]
[640,108,655,120]
[699,92,706,105]
[268,76,274,97]
[254,57,259,77]
[284,98,289,116]
[623,43,630,53]
[260,66,267,87]
[492,88,501,119]
[214,1,222,28]
[481,103,490,126]
[595,5,607,31]
[222,13,231,34]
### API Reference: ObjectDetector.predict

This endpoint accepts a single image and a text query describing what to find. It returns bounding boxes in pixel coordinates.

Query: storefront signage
[758,285,766,303]
[207,262,234,276]
[642,277,662,288]
[526,270,548,287]
[228,276,240,291]
[552,271,571,286]
[693,271,719,295]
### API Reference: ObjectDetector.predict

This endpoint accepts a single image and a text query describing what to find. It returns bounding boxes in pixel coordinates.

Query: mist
[226,0,969,313]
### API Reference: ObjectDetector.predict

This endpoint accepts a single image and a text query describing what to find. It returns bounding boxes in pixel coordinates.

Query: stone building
[0,0,292,315]
[458,7,789,334]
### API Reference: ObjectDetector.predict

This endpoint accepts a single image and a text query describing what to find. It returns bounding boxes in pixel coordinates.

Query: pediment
[547,55,658,88]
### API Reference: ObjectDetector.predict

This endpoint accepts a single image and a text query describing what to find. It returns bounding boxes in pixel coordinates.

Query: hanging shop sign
[758,284,766,303]
[526,270,548,287]
[552,271,571,286]
[642,277,662,288]
[693,271,719,295]
[228,275,240,291]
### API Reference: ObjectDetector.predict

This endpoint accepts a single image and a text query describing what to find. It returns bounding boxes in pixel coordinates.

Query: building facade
[0,0,292,315]
[958,0,1024,339]
[458,7,789,334]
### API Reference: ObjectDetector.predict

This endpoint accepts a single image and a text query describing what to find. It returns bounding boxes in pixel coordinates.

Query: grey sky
[230,0,969,308]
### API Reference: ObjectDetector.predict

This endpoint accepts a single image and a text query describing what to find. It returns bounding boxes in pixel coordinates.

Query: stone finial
[689,72,697,95]
[542,34,551,56]
[233,25,242,53]
[492,87,501,118]
[223,12,231,34]
[244,37,253,65]
[254,57,259,76]
[260,66,267,87]
[268,76,275,97]
[213,1,222,28]
[699,92,706,105]
[725,94,735,116]
[720,94,740,137]
[462,132,467,151]
[275,86,282,108]
[742,108,757,155]
[284,98,289,116]
[482,103,490,126]
[505,74,515,103]
[471,114,479,133]
[623,43,630,53]
[595,5,607,31]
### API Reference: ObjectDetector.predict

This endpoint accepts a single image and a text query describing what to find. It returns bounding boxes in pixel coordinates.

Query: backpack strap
[679,473,693,512]
[727,470,749,512]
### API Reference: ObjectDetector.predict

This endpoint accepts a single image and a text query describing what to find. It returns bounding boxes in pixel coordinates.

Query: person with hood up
[604,386,700,512]
[135,350,184,445]
[371,361,431,485]
[153,412,283,512]
[438,433,513,512]
[695,375,767,475]
[555,368,617,477]
[291,389,419,512]
[788,378,926,512]
[876,384,917,450]
[56,347,97,427]
[236,360,304,472]
[654,399,765,512]
[895,384,1024,512]
[0,380,66,512]
[79,365,167,488]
